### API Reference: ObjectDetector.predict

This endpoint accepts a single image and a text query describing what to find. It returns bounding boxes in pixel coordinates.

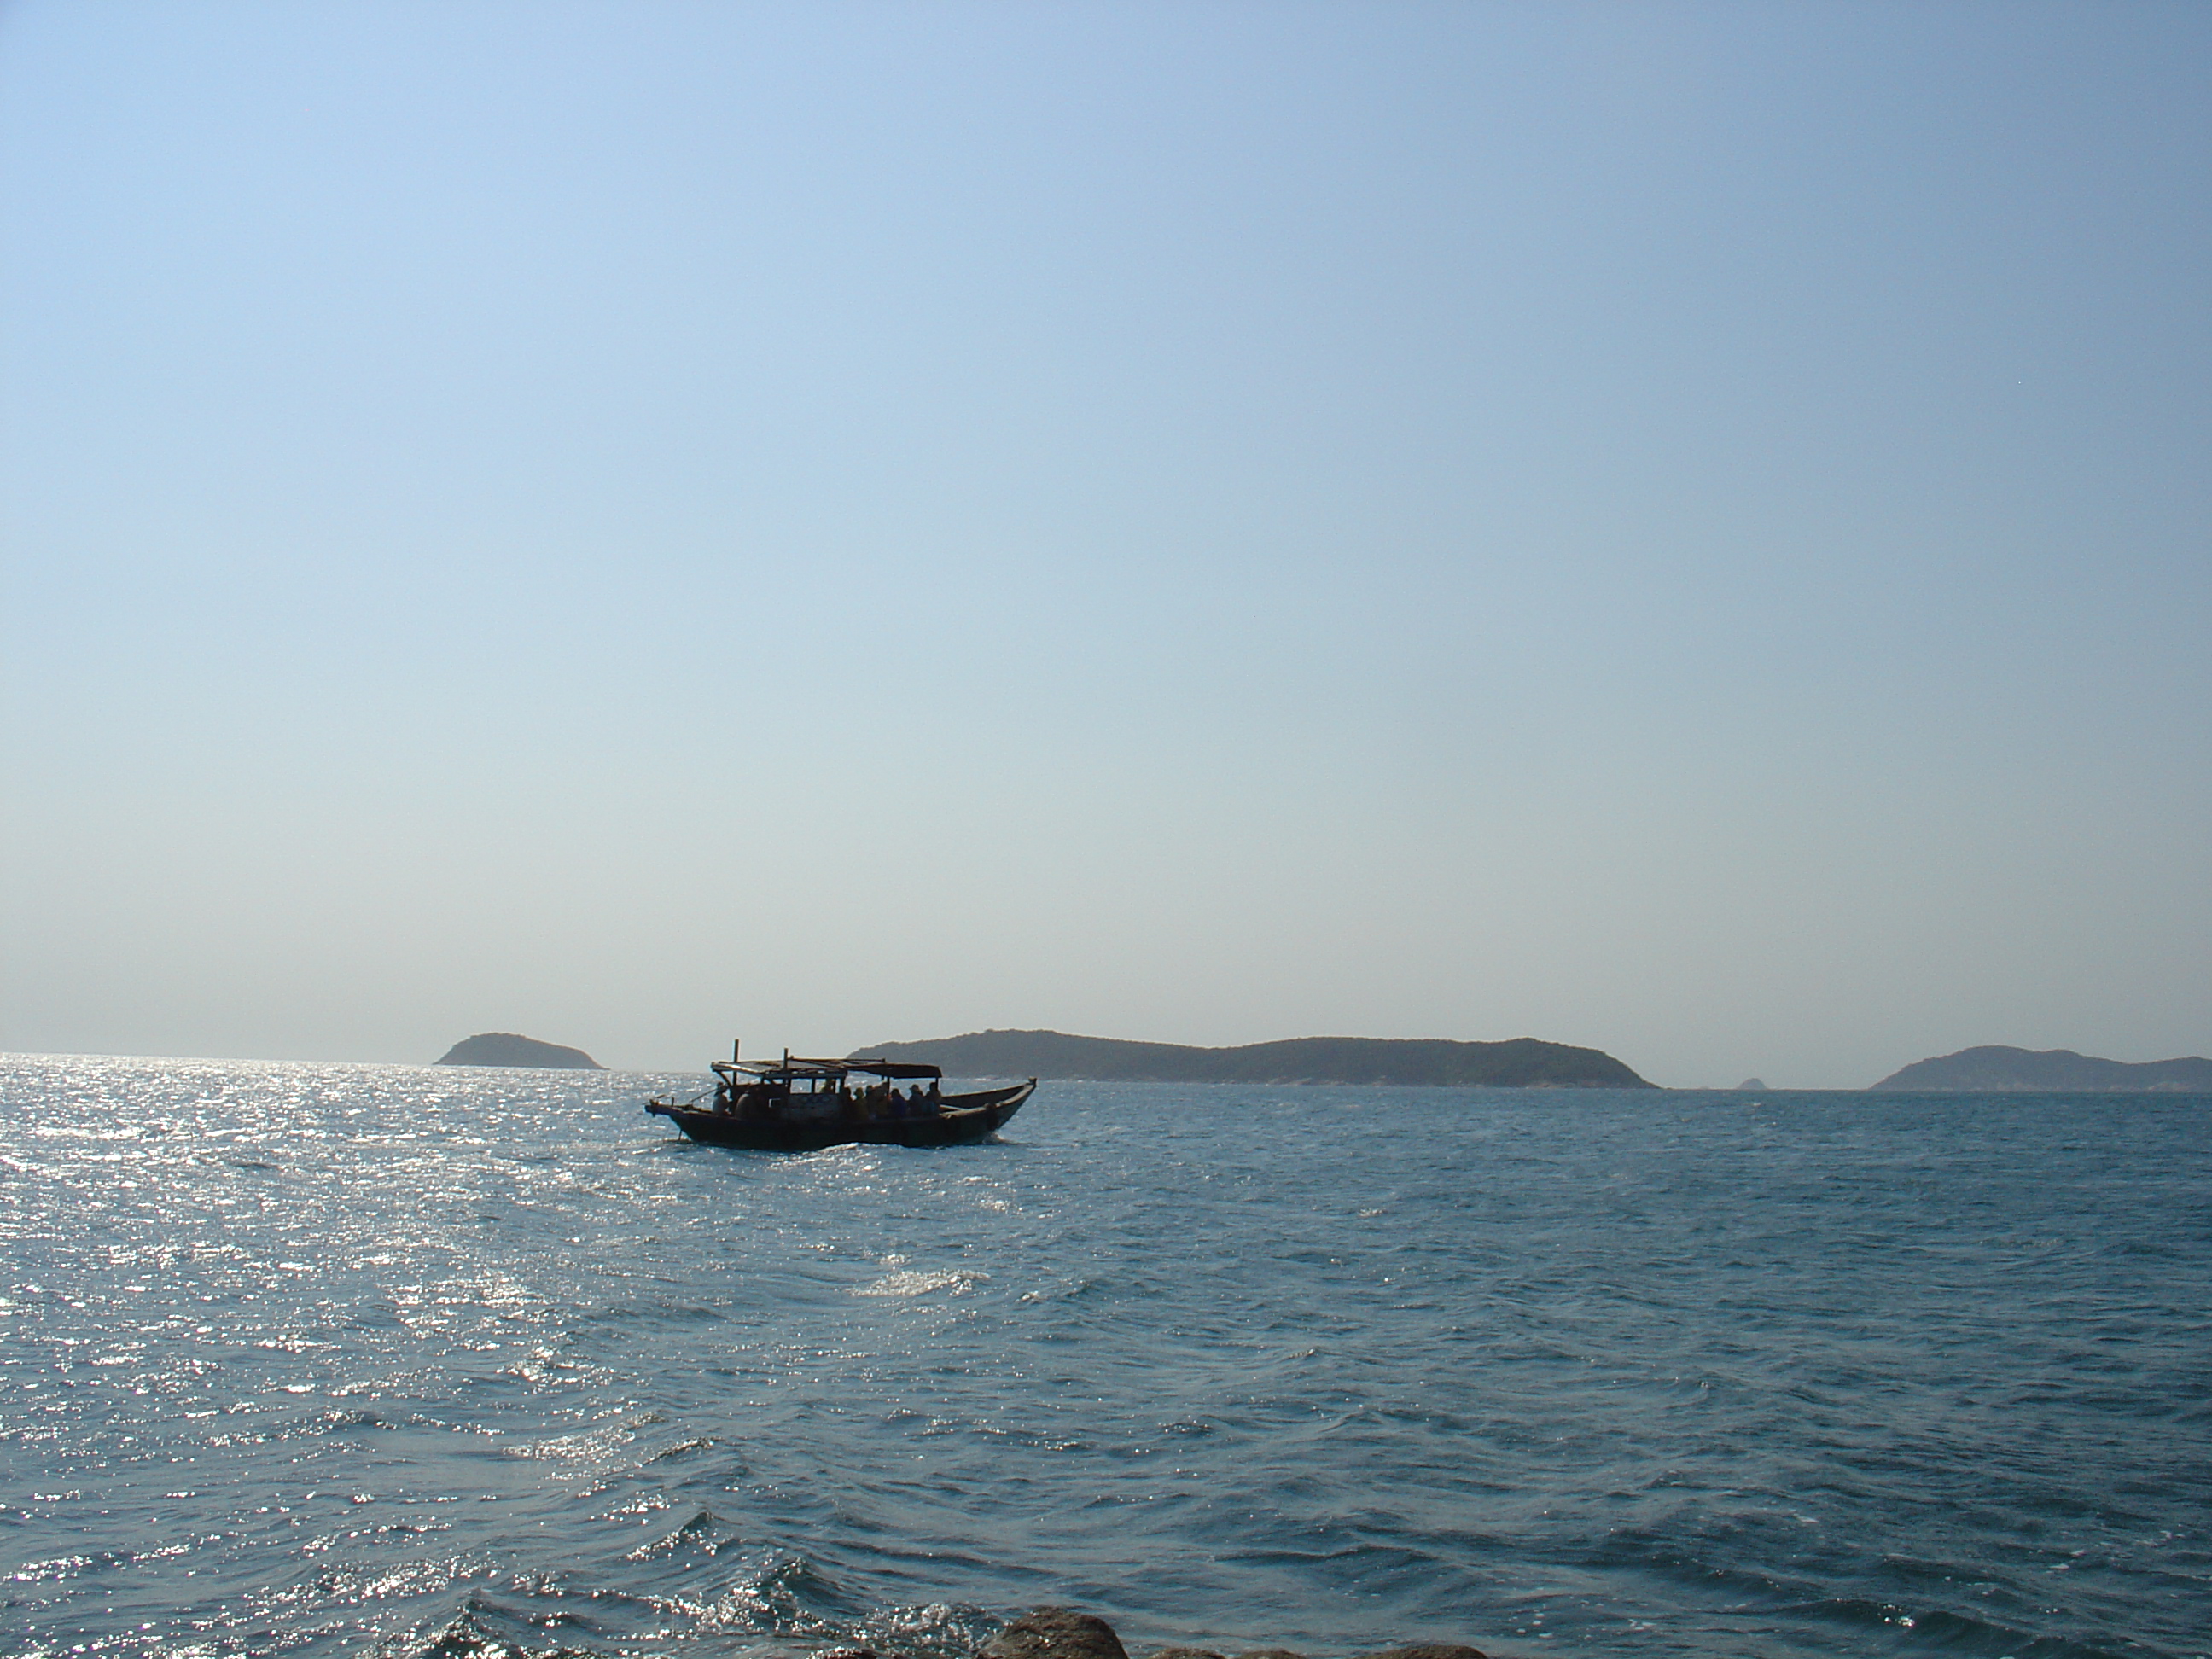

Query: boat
[643,1047,1035,1151]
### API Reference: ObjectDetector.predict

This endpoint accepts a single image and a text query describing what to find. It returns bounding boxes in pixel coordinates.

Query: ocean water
[1,1057,2206,1659]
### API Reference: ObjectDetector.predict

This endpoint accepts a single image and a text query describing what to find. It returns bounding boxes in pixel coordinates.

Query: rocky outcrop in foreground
[1871,1045,2212,1092]
[434,1033,603,1069]
[830,1606,1491,1659]
[855,1029,1652,1088]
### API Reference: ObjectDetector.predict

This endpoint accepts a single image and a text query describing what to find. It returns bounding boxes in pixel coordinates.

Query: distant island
[1872,1045,2212,1092]
[852,1028,1654,1087]
[434,1033,604,1069]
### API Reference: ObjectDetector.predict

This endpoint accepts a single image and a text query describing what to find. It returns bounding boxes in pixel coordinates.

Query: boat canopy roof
[713,1056,944,1081]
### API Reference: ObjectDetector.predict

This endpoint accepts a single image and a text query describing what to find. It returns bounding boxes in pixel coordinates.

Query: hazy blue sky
[3,2,2206,1086]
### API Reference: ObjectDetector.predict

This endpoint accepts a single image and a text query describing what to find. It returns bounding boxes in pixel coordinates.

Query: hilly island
[1872,1045,2212,1092]
[854,1029,1653,1087]
[435,1033,603,1069]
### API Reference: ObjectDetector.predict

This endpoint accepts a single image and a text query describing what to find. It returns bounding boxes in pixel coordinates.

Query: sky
[3,1,2206,1087]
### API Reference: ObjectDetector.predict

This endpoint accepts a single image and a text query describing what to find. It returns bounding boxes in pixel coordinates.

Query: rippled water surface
[2,1057,2206,1659]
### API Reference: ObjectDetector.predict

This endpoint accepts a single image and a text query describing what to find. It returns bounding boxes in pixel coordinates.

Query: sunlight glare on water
[1,1055,2206,1659]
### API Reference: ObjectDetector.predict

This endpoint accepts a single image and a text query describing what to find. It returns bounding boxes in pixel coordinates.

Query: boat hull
[645,1080,1033,1152]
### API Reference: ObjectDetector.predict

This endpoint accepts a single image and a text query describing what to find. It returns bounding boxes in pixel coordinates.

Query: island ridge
[434,1033,604,1069]
[1871,1045,2212,1091]
[853,1029,1653,1087]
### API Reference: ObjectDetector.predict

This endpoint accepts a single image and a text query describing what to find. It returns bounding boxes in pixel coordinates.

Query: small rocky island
[434,1033,603,1069]
[855,1028,1651,1087]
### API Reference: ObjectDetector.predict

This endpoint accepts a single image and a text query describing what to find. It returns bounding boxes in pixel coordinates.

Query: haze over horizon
[3,3,2207,1089]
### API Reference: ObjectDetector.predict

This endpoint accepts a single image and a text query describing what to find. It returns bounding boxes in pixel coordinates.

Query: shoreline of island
[852,1028,1655,1088]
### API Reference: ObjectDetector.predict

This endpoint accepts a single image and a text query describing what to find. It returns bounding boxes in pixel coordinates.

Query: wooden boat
[644,1048,1034,1151]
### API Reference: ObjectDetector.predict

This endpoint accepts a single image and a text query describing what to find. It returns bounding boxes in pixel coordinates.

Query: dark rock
[994,1613,1484,1659]
[815,1649,885,1659]
[434,1033,603,1069]
[984,1609,1129,1659]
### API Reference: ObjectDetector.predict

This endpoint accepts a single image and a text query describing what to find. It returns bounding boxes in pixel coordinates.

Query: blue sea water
[1,1057,2206,1659]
